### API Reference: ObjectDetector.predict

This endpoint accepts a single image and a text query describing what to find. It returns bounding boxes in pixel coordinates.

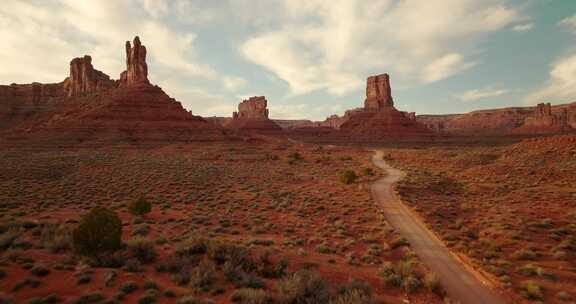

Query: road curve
[371,150,507,304]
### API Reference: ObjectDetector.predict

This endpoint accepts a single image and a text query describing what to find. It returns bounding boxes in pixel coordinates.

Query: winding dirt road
[371,150,507,304]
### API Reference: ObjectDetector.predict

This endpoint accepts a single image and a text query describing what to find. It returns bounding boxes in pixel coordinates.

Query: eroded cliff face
[64,55,116,97]
[418,102,576,135]
[364,73,394,110]
[0,82,64,129]
[227,96,282,134]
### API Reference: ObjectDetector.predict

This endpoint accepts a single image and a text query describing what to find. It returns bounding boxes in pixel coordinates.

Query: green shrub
[129,195,152,216]
[120,281,139,294]
[176,296,213,304]
[339,170,358,185]
[72,207,122,256]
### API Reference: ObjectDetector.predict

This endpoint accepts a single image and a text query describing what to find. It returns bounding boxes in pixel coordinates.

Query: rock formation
[1,36,225,143]
[513,103,571,134]
[64,55,116,97]
[364,74,394,110]
[233,96,269,119]
[227,96,282,134]
[0,82,64,129]
[338,74,430,137]
[418,102,576,135]
[120,36,149,86]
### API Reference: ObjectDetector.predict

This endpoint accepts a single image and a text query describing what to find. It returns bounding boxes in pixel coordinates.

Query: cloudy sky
[1,0,576,120]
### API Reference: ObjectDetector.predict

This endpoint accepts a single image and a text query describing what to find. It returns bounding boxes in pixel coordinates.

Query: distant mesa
[226,96,283,134]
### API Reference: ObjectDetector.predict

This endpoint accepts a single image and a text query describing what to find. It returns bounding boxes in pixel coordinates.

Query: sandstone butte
[225,96,283,134]
[336,74,431,137]
[0,36,224,143]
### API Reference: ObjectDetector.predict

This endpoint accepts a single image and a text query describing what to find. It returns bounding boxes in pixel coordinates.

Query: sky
[1,0,576,120]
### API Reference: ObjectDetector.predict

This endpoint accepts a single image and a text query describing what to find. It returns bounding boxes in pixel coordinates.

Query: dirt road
[371,150,508,304]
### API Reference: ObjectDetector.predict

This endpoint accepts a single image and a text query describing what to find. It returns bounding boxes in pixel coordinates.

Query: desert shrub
[172,270,191,286]
[277,270,329,304]
[30,265,50,277]
[143,280,159,290]
[330,289,371,304]
[517,263,540,276]
[390,236,409,249]
[138,290,158,304]
[40,223,72,253]
[26,294,60,304]
[124,259,142,273]
[334,279,372,303]
[176,237,209,257]
[339,170,358,185]
[512,248,537,260]
[362,168,374,176]
[127,237,157,263]
[74,293,105,304]
[520,280,543,300]
[129,195,152,216]
[230,288,272,303]
[289,152,302,161]
[120,281,139,294]
[190,260,215,290]
[72,207,122,256]
[176,296,214,304]
[0,228,22,250]
[424,273,443,296]
[379,261,422,293]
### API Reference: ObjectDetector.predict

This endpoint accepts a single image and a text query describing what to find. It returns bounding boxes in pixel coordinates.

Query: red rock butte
[0,36,224,145]
[337,73,431,138]
[226,96,282,134]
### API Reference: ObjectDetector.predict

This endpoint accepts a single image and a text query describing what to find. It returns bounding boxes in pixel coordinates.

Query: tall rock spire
[120,36,149,86]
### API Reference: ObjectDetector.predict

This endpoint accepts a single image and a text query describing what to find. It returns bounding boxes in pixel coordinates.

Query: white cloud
[421,53,476,83]
[526,53,576,104]
[512,23,533,32]
[559,14,576,33]
[241,0,519,96]
[455,86,509,102]
[223,76,248,91]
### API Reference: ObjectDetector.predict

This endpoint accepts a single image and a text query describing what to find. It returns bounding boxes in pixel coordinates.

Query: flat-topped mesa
[364,73,394,111]
[120,36,149,86]
[519,102,570,133]
[233,96,269,119]
[64,55,115,97]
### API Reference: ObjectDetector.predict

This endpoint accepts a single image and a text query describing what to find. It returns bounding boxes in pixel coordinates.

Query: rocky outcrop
[339,74,430,137]
[513,103,571,134]
[418,102,576,135]
[233,96,269,119]
[364,74,394,110]
[227,96,282,134]
[120,36,149,87]
[64,55,116,97]
[0,82,64,129]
